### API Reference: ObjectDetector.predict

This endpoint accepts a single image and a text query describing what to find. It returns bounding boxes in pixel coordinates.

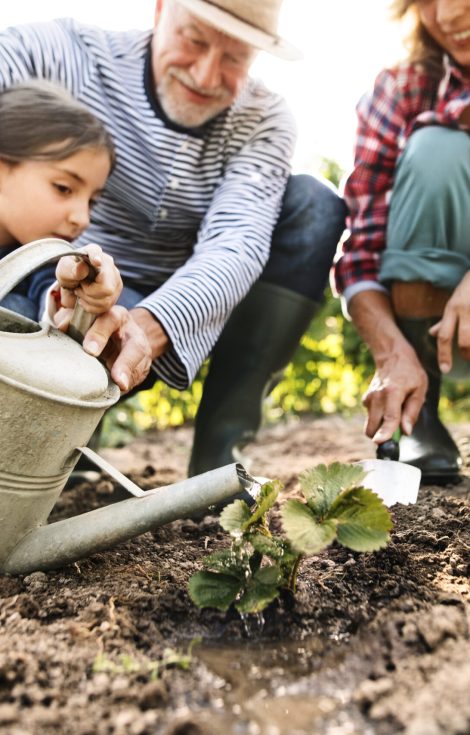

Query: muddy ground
[0,414,469,735]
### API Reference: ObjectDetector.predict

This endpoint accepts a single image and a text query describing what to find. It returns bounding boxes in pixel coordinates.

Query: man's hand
[130,307,169,360]
[56,243,123,314]
[73,305,152,392]
[428,271,470,374]
[349,290,427,443]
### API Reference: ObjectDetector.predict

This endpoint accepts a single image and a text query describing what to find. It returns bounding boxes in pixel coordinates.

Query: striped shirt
[334,57,470,304]
[0,18,296,388]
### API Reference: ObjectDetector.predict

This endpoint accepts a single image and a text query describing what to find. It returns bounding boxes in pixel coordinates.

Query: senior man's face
[152,0,256,127]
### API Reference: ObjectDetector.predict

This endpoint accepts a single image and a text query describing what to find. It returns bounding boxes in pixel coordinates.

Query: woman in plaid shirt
[334,0,470,484]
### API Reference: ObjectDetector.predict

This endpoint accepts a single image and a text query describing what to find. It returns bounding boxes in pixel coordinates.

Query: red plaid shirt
[334,57,470,298]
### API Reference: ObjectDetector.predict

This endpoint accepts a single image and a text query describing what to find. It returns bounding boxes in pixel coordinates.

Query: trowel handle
[376,427,402,461]
[376,440,400,461]
[66,253,99,345]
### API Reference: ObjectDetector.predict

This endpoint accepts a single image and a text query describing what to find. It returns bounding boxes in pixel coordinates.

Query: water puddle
[190,635,375,735]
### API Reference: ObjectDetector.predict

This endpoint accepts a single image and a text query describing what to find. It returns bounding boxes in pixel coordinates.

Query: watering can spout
[2,463,262,575]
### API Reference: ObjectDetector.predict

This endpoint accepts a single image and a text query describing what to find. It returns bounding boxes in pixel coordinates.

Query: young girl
[334,0,470,483]
[0,80,121,322]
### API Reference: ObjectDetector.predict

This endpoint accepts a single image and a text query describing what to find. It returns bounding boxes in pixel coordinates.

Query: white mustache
[169,67,226,99]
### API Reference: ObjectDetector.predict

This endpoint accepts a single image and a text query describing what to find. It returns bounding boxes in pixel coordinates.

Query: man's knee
[263,174,347,299]
[276,173,347,242]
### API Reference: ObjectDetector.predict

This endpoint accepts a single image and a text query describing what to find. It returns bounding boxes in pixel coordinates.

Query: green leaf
[300,463,368,516]
[188,571,242,611]
[235,565,282,614]
[250,533,299,568]
[328,487,393,552]
[245,480,283,528]
[281,499,337,554]
[255,565,282,586]
[220,499,252,535]
[201,549,245,579]
[250,533,286,559]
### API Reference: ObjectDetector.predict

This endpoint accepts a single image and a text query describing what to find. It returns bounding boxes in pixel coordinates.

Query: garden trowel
[357,437,421,507]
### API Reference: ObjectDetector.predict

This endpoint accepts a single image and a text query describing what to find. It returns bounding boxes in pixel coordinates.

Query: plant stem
[288,554,303,593]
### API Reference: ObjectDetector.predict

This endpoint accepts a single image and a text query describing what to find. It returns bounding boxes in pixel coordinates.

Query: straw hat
[176,0,302,60]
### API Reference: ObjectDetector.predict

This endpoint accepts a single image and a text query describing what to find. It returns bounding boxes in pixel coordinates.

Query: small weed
[92,638,201,679]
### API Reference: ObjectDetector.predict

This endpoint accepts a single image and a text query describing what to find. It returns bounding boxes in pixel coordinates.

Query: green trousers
[380,125,470,291]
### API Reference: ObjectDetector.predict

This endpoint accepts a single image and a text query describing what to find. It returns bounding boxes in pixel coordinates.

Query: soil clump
[0,415,469,735]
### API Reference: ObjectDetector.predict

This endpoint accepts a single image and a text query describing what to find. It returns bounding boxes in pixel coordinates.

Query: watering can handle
[66,254,99,345]
[0,238,98,344]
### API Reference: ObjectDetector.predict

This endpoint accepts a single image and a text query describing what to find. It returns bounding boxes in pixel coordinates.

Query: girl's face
[0,146,111,247]
[417,0,470,74]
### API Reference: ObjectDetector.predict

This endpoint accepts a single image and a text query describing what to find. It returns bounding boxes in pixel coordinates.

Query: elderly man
[0,0,345,475]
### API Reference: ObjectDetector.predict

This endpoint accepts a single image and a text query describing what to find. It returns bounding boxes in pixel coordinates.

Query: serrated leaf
[281,499,337,554]
[220,499,252,535]
[328,486,393,552]
[300,463,368,516]
[250,533,286,558]
[235,565,282,614]
[201,549,245,579]
[246,480,283,527]
[188,571,242,611]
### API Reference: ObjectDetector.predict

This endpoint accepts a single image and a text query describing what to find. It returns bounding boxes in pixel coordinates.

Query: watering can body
[0,240,260,575]
[0,239,120,566]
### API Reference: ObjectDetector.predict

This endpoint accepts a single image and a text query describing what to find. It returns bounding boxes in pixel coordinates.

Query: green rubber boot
[397,317,462,484]
[188,281,319,479]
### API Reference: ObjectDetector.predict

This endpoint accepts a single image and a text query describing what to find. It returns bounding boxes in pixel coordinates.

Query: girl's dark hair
[0,80,115,166]
[390,0,444,78]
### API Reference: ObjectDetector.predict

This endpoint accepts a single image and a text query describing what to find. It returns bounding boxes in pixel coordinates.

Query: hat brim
[176,0,303,61]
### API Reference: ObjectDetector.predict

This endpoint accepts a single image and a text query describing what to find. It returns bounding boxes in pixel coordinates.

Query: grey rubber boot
[397,317,462,484]
[188,281,319,482]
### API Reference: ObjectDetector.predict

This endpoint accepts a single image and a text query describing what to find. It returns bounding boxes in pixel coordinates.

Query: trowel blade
[357,459,421,507]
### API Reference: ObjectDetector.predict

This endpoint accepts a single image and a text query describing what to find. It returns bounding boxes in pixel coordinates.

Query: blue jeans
[0,244,55,321]
[120,173,346,308]
[0,292,37,320]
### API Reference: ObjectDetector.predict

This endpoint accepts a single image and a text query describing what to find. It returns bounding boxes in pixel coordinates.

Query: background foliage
[102,290,374,447]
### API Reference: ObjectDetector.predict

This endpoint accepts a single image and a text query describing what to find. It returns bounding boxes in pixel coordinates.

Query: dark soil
[0,415,469,735]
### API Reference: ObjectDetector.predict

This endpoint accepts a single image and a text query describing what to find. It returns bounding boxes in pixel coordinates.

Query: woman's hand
[349,290,428,444]
[429,271,470,373]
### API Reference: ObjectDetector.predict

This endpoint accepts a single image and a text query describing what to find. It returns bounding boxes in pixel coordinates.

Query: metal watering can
[0,239,260,575]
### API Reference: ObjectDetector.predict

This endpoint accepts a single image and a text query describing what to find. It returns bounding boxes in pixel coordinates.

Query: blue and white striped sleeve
[0,19,90,94]
[140,97,297,389]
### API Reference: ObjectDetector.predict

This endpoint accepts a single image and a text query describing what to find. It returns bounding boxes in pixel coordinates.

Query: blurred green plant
[92,639,199,680]
[101,292,374,447]
[100,156,470,448]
